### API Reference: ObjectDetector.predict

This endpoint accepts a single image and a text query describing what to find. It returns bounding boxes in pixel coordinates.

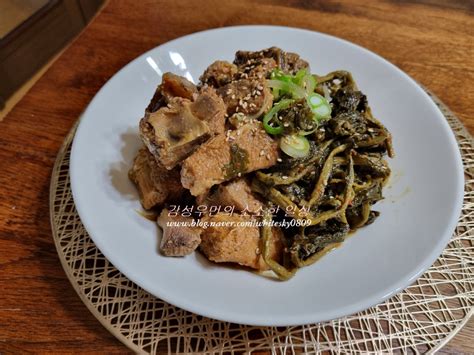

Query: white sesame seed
[277,158,282,162]
[282,176,288,180]
[266,154,271,160]
[283,122,290,127]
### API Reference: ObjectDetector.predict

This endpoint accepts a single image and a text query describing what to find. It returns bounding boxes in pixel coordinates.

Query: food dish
[70,26,463,325]
[129,47,394,280]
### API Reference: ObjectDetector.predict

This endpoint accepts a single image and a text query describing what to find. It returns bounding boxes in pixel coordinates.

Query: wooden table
[0,0,472,353]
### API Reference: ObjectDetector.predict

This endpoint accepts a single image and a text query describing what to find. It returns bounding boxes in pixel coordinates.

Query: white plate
[70,26,464,326]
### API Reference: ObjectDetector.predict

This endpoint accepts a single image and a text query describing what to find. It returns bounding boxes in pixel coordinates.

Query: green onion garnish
[298,126,318,136]
[293,69,307,85]
[265,69,331,138]
[268,69,316,99]
[263,99,295,135]
[302,73,316,95]
[267,79,306,99]
[307,93,331,121]
[279,135,310,158]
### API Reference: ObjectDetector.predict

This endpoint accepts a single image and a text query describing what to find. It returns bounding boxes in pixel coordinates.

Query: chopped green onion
[270,69,292,82]
[265,70,328,136]
[308,94,324,106]
[313,105,331,117]
[268,68,319,103]
[307,93,331,121]
[302,74,317,94]
[293,69,307,85]
[267,80,306,99]
[263,99,295,135]
[298,126,318,136]
[280,135,310,158]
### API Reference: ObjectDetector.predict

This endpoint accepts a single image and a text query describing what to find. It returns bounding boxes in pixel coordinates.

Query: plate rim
[69,25,465,326]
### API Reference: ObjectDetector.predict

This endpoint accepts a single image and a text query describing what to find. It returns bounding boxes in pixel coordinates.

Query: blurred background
[0,0,104,119]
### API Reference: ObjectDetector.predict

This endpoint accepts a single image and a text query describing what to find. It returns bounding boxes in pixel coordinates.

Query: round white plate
[70,26,464,326]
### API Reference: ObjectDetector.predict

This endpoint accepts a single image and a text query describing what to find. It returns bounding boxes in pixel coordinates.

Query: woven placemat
[50,92,473,354]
